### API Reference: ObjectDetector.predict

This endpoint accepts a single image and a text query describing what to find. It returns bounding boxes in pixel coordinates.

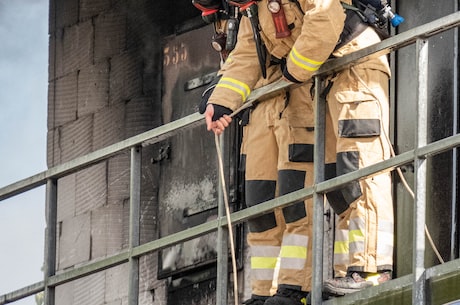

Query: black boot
[264,285,310,305]
[243,295,269,305]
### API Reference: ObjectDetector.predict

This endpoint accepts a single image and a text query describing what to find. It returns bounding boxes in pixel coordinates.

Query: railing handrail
[2,11,459,202]
[1,10,460,305]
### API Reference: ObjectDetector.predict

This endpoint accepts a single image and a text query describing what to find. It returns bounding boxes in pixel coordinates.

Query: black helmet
[192,0,223,10]
[192,0,225,23]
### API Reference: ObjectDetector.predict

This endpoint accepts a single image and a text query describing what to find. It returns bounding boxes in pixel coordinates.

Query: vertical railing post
[216,135,229,305]
[128,146,141,305]
[413,38,428,305]
[451,24,459,261]
[312,76,326,305]
[44,178,57,305]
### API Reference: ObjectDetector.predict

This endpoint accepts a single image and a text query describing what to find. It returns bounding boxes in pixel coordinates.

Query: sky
[0,0,49,304]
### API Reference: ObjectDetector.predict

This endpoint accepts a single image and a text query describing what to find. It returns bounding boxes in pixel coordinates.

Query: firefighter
[193,3,312,302]
[196,0,395,303]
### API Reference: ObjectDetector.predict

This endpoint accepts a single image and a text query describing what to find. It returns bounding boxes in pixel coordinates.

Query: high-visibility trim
[251,245,280,257]
[377,243,394,258]
[349,217,365,231]
[289,47,323,72]
[251,256,278,269]
[282,233,309,246]
[377,220,394,258]
[280,245,307,259]
[216,77,251,101]
[279,234,308,269]
[349,240,365,253]
[280,257,306,270]
[378,220,394,234]
[334,240,349,254]
[349,229,365,243]
[378,231,393,243]
[335,228,348,241]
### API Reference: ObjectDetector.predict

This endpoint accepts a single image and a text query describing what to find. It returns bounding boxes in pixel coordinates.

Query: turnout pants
[240,76,336,294]
[327,28,394,276]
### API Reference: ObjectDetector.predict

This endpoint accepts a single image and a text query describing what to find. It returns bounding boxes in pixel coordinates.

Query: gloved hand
[205,104,233,135]
[280,57,302,84]
[210,104,233,121]
[199,74,222,114]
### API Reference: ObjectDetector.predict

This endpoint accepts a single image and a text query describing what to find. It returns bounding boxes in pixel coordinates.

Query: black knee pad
[278,169,307,223]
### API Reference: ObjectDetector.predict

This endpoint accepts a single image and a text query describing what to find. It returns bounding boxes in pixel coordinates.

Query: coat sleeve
[284,0,346,82]
[207,16,263,112]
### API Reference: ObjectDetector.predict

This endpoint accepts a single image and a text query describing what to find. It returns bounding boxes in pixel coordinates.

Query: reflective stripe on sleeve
[216,77,251,101]
[289,47,323,72]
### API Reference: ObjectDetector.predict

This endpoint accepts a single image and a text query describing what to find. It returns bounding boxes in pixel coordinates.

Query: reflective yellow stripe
[251,256,278,269]
[289,47,323,72]
[334,240,349,254]
[216,77,251,101]
[349,229,365,242]
[280,245,307,259]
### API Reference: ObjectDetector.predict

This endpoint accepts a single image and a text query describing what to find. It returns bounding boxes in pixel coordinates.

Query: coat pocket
[335,89,381,138]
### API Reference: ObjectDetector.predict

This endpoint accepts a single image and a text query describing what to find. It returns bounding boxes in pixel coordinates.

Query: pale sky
[0,0,49,304]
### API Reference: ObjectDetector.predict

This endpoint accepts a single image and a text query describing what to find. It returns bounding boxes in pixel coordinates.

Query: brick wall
[47,0,168,303]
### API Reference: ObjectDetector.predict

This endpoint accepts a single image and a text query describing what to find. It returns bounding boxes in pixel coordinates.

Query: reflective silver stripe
[377,243,394,258]
[251,245,280,257]
[349,217,365,231]
[250,245,279,281]
[282,233,309,246]
[349,218,365,254]
[216,77,251,101]
[280,257,306,270]
[378,219,394,234]
[377,219,394,258]
[289,47,323,72]
[279,233,308,270]
[349,240,365,253]
[335,228,348,241]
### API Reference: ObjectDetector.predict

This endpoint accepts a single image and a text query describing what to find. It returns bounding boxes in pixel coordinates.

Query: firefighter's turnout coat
[207,0,394,295]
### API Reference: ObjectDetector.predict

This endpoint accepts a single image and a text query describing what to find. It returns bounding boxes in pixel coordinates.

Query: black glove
[199,75,222,114]
[211,104,233,121]
[280,57,302,84]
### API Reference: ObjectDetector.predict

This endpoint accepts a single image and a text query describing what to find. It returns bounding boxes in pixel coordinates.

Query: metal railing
[1,10,460,305]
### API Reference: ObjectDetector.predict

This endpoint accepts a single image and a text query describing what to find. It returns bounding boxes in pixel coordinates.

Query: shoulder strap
[288,0,304,15]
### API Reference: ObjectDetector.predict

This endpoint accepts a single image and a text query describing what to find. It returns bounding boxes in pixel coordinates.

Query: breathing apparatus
[228,0,267,78]
[192,0,240,61]
[352,0,404,28]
